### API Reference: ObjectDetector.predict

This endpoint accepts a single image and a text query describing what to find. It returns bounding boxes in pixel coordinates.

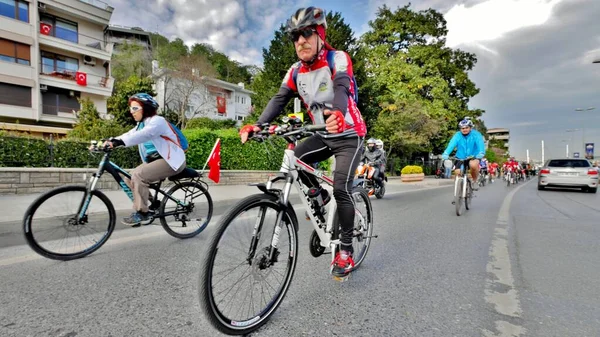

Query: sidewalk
[0,177,452,223]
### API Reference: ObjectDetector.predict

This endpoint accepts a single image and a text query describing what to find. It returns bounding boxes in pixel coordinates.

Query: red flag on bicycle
[207,139,221,183]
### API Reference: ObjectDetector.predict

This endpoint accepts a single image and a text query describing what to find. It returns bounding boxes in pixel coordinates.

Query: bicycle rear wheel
[159,180,213,239]
[199,193,299,335]
[331,187,374,270]
[23,185,115,261]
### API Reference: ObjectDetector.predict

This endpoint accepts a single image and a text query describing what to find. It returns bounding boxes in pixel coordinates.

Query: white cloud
[106,0,302,65]
[444,0,564,48]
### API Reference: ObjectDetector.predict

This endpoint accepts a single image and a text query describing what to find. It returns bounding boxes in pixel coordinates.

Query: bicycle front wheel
[199,193,299,335]
[23,185,115,261]
[159,180,213,239]
[455,179,463,216]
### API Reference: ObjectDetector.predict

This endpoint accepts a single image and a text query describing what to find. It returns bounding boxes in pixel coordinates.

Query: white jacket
[117,115,185,171]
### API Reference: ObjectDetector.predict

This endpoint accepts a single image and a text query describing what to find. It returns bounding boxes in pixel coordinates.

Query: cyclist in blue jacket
[441,119,486,189]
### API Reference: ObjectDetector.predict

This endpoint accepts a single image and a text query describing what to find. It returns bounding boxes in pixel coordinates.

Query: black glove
[110,138,125,147]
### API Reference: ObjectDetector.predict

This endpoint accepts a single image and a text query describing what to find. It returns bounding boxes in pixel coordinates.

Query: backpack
[292,50,359,104]
[162,122,189,152]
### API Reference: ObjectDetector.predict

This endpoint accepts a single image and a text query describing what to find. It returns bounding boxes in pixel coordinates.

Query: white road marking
[483,180,532,336]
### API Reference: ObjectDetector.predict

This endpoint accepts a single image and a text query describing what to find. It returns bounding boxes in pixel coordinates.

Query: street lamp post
[572,107,595,156]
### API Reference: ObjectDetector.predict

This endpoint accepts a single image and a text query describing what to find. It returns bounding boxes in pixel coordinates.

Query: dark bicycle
[23,141,213,261]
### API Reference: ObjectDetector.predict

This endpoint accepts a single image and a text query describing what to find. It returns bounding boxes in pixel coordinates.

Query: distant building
[487,128,510,157]
[151,61,253,125]
[105,25,152,51]
[0,0,115,138]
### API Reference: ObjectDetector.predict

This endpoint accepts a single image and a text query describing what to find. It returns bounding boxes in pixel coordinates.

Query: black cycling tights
[294,135,364,253]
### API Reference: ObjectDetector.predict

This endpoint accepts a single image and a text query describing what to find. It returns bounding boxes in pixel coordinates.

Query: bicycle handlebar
[250,119,328,142]
[88,139,114,153]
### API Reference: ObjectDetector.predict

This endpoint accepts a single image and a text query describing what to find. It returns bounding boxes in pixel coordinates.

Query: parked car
[538,158,598,193]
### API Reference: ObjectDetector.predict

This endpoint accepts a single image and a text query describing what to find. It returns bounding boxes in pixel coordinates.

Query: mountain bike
[23,142,213,261]
[199,116,375,335]
[451,157,475,216]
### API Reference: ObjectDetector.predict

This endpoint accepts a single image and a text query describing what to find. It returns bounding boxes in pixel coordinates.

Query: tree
[107,75,155,127]
[361,4,483,155]
[485,149,497,163]
[154,37,189,69]
[374,99,442,158]
[111,41,153,82]
[69,97,128,140]
[160,54,219,129]
[249,12,361,122]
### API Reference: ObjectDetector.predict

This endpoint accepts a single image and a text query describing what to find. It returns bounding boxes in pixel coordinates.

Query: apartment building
[0,0,114,137]
[152,61,254,125]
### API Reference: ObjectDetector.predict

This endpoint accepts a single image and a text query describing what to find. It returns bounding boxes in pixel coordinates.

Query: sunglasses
[130,106,142,112]
[290,29,316,42]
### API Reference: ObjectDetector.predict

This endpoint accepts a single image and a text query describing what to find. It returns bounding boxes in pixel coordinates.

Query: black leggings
[294,135,364,251]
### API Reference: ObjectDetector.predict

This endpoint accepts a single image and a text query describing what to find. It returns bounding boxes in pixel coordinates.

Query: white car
[538,158,598,193]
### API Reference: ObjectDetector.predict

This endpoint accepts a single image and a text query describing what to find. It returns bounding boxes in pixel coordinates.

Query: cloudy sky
[106,0,600,162]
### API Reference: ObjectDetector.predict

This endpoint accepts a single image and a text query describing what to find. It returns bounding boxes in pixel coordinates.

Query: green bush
[183,128,286,170]
[185,117,237,130]
[401,165,423,174]
[0,136,49,167]
[0,127,291,170]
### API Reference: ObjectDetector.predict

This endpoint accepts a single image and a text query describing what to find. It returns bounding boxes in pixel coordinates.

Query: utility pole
[526,149,530,163]
[541,140,544,163]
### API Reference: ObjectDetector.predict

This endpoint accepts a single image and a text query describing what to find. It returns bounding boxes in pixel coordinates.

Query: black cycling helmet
[286,7,327,34]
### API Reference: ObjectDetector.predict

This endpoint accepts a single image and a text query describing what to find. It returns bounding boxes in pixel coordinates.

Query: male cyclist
[239,7,366,279]
[441,119,485,190]
[375,139,387,183]
[361,138,385,187]
[480,157,489,183]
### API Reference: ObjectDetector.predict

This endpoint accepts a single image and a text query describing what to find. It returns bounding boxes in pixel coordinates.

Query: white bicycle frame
[265,148,343,263]
[453,170,468,198]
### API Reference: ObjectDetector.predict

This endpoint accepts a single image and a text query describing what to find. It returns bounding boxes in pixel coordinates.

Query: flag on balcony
[76,72,87,86]
[40,23,52,36]
[216,96,226,114]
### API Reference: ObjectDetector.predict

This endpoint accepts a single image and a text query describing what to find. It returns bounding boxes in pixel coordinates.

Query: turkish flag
[40,23,52,36]
[208,138,221,183]
[216,96,226,114]
[76,71,87,86]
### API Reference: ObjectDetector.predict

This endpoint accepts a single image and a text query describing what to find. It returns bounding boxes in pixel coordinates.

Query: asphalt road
[0,179,598,337]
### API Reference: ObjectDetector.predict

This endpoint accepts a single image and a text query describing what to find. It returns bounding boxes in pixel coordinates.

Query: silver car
[538,158,598,193]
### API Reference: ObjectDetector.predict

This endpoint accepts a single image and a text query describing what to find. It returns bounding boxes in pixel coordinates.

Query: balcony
[38,25,112,61]
[38,64,113,97]
[38,0,113,26]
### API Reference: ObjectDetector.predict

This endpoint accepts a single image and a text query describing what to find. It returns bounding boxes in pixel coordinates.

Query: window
[0,82,31,107]
[41,51,78,76]
[42,86,80,115]
[241,96,246,104]
[0,0,28,22]
[236,115,245,121]
[547,159,591,168]
[235,95,239,103]
[0,38,30,65]
[40,15,78,43]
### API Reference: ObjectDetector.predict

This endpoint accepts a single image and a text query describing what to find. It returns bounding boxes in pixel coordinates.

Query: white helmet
[375,139,383,149]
